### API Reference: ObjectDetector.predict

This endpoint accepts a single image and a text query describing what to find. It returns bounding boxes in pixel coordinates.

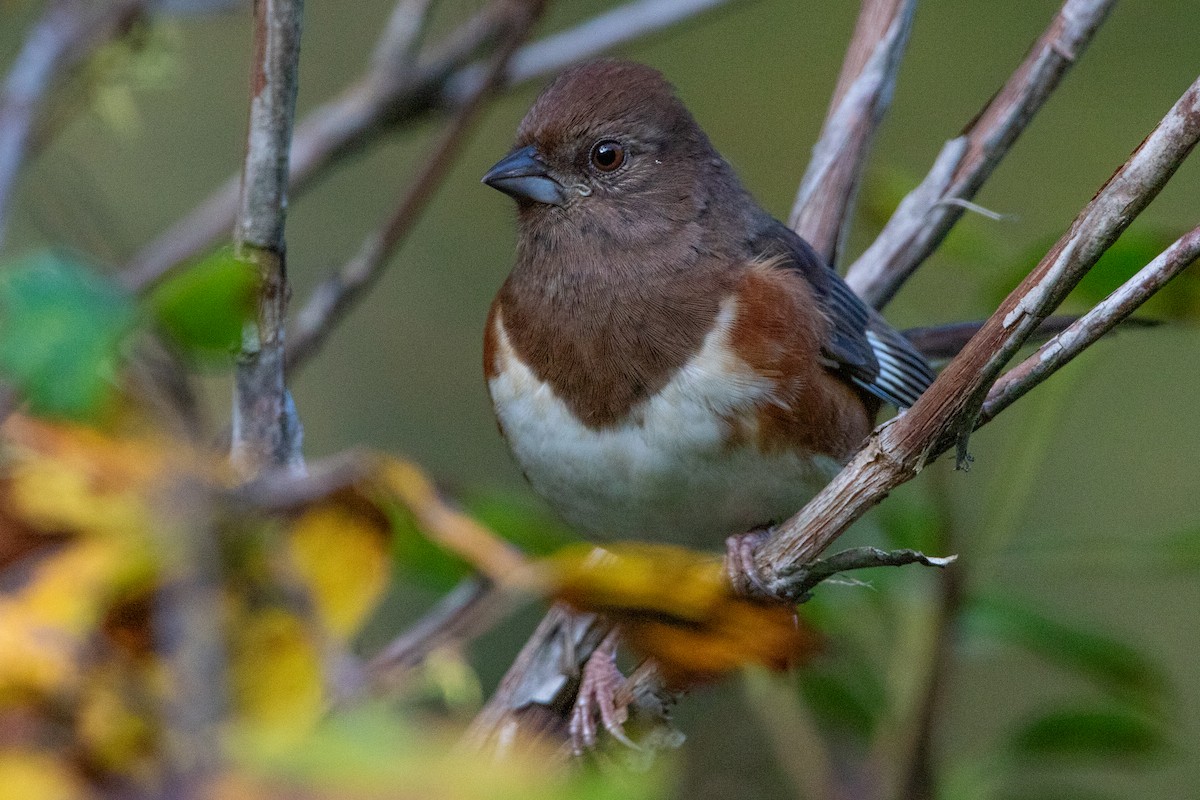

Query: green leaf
[147,246,258,361]
[1008,706,1167,762]
[964,596,1167,709]
[0,251,136,420]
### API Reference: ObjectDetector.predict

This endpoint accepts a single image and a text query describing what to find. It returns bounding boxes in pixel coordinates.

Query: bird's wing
[748,219,935,409]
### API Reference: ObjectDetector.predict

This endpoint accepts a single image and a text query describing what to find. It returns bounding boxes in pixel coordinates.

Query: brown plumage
[482,60,933,543]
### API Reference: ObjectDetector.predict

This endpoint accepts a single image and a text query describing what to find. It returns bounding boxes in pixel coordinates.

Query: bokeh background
[3,1,1199,797]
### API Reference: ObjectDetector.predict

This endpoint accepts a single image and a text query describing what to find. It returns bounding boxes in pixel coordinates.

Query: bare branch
[445,0,738,103]
[372,0,437,75]
[788,0,915,266]
[782,546,955,599]
[755,76,1200,588]
[0,0,147,249]
[286,0,547,370]
[982,224,1200,422]
[119,0,736,292]
[230,0,305,475]
[366,578,507,686]
[119,0,510,291]
[844,0,1115,308]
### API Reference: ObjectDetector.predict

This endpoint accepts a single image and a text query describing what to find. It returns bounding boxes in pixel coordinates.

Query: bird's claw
[725,527,774,598]
[569,632,640,755]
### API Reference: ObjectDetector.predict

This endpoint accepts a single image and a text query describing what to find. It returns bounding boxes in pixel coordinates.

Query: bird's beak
[482,145,567,207]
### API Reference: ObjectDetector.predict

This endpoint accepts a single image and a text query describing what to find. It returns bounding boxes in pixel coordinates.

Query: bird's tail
[902,315,1158,366]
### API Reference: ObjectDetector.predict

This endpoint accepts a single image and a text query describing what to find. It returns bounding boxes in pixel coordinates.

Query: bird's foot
[569,630,640,755]
[725,526,775,598]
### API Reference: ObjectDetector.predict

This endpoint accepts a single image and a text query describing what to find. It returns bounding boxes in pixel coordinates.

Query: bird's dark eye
[589,140,625,172]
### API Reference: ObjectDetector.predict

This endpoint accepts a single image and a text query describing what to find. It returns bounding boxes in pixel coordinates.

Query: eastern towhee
[483,60,933,548]
[480,59,936,750]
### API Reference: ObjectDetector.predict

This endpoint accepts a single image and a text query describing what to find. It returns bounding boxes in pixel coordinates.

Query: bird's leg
[724,525,774,598]
[568,628,639,755]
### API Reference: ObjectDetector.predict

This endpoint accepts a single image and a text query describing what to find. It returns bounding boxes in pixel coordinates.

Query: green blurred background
[3,0,1200,797]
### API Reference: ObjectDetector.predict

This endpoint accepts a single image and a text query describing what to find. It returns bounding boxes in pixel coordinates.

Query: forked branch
[470,8,1199,755]
[983,224,1200,422]
[755,76,1200,586]
[844,0,1115,309]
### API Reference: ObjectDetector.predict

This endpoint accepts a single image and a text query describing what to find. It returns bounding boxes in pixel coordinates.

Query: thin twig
[742,669,839,800]
[366,578,507,685]
[784,547,955,600]
[371,0,437,75]
[286,0,547,370]
[119,0,736,292]
[119,0,510,291]
[788,0,916,266]
[230,0,305,475]
[981,224,1200,422]
[445,0,738,103]
[755,75,1200,588]
[0,0,147,249]
[844,0,1115,309]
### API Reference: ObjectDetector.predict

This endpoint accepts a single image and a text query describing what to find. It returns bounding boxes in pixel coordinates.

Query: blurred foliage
[764,476,1178,800]
[0,409,686,797]
[148,246,258,362]
[74,18,182,137]
[0,251,135,420]
[545,542,819,687]
[963,595,1167,711]
[1008,706,1167,763]
[0,252,816,796]
[1160,525,1200,572]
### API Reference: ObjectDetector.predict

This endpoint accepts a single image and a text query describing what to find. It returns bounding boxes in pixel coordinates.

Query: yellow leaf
[229,607,324,749]
[5,442,151,540]
[287,503,389,640]
[76,664,156,775]
[0,539,132,696]
[0,753,84,800]
[376,460,528,583]
[542,543,819,687]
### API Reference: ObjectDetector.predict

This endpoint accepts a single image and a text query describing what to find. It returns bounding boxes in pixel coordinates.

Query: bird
[480,59,936,750]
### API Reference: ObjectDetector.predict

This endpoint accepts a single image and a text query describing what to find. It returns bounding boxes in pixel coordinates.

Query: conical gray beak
[482,145,567,207]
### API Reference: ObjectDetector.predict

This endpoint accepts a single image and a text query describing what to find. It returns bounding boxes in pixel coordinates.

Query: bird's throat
[495,246,732,429]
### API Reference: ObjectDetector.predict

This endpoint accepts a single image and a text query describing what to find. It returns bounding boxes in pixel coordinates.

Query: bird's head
[483,60,727,248]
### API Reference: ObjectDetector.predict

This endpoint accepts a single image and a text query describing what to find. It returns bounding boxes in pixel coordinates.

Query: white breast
[488,298,840,545]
